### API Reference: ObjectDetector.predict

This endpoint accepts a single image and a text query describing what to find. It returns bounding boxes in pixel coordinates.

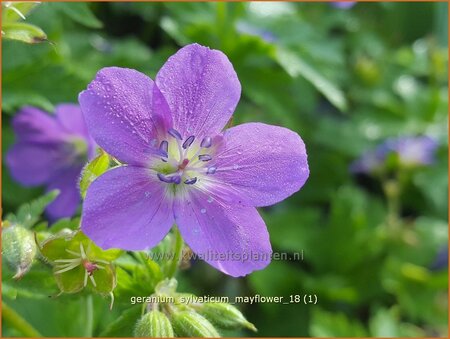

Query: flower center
[154,128,217,186]
[66,137,89,165]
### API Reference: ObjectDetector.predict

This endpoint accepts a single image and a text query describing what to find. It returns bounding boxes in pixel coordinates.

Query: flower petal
[155,43,241,139]
[207,122,309,207]
[55,104,90,138]
[12,106,66,144]
[174,191,272,277]
[55,104,97,159]
[79,67,172,166]
[6,142,64,185]
[45,167,82,220]
[81,166,174,250]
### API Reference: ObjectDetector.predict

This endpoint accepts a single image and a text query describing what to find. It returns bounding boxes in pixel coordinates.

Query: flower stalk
[166,227,184,279]
[2,302,42,338]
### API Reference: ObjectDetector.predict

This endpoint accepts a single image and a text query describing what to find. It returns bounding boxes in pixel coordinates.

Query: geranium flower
[6,105,96,219]
[79,43,309,277]
[351,136,438,174]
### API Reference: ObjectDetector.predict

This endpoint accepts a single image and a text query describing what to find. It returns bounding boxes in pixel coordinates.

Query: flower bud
[171,310,220,338]
[2,225,37,279]
[196,302,257,332]
[134,310,174,338]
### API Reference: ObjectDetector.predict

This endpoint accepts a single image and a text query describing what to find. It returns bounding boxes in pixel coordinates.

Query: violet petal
[81,166,174,250]
[79,67,172,166]
[155,43,241,139]
[174,191,272,277]
[209,122,309,207]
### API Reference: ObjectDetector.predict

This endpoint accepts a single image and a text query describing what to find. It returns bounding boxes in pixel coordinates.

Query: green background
[2,1,448,337]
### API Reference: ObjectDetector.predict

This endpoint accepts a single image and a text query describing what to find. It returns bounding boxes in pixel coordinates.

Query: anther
[168,128,182,140]
[159,140,168,157]
[171,174,182,184]
[206,166,217,174]
[182,135,195,149]
[199,154,212,162]
[184,177,198,185]
[200,136,212,148]
[157,173,173,183]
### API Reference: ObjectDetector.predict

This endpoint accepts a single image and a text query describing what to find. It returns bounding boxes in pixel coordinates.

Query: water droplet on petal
[200,208,206,214]
[207,196,213,203]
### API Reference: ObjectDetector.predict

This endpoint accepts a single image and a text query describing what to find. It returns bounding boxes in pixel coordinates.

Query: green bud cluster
[133,278,256,338]
[134,310,174,337]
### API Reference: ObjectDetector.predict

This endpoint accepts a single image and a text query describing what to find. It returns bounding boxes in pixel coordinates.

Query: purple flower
[331,2,356,9]
[79,44,309,277]
[351,136,438,174]
[6,105,96,220]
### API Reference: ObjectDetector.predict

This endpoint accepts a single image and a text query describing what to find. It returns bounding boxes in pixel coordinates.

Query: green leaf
[99,305,142,337]
[2,22,47,44]
[5,190,59,229]
[2,264,58,299]
[274,47,348,112]
[2,2,39,23]
[310,308,368,337]
[51,2,102,28]
[79,151,111,198]
[369,307,400,337]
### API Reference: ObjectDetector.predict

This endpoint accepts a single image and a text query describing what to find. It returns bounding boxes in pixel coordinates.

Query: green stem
[382,178,401,230]
[166,226,184,278]
[84,295,94,337]
[2,301,42,337]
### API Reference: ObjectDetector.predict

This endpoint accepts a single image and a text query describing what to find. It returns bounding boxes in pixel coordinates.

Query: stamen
[182,136,195,149]
[199,154,212,162]
[157,173,173,183]
[201,137,212,148]
[159,140,168,157]
[206,166,217,174]
[168,128,182,140]
[89,274,97,287]
[171,174,182,184]
[184,177,197,185]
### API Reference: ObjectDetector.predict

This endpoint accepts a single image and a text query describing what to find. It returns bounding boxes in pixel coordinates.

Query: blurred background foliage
[2,1,448,337]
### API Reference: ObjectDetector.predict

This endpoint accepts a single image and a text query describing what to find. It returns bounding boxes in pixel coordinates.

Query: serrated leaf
[51,2,102,28]
[5,190,59,229]
[274,47,348,112]
[2,22,47,44]
[79,151,110,198]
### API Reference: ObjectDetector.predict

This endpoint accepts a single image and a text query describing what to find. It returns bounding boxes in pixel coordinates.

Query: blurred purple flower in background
[331,2,356,9]
[351,136,438,174]
[79,43,309,277]
[236,21,277,43]
[430,247,448,271]
[6,105,96,220]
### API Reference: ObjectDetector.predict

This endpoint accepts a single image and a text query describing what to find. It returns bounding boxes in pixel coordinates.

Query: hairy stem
[2,301,42,337]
